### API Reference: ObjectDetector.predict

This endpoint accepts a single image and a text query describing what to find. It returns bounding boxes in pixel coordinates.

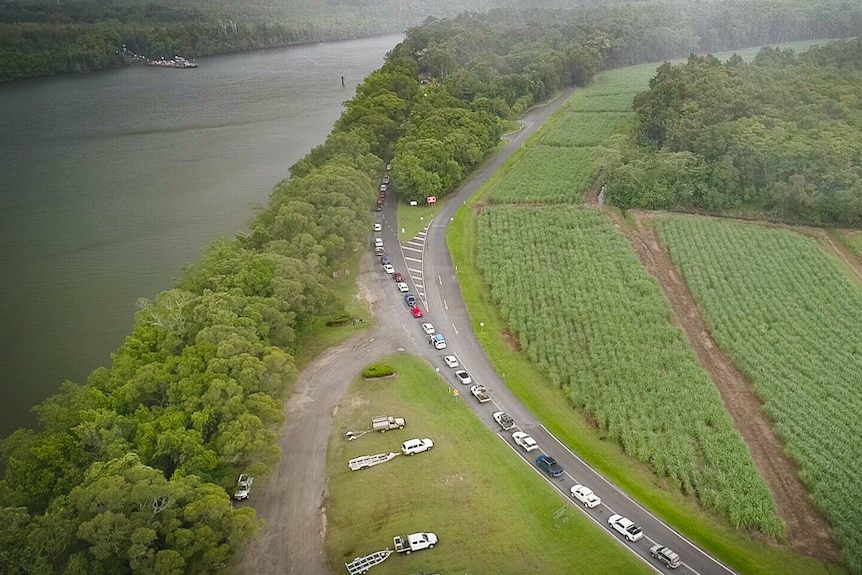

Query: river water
[0,34,402,439]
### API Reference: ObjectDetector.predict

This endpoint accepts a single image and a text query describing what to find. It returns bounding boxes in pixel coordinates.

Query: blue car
[381,256,391,266]
[404,293,417,306]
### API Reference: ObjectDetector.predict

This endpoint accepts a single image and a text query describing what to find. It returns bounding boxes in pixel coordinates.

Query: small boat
[147,55,198,69]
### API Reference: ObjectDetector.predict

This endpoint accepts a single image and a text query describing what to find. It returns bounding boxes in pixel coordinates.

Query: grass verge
[324,353,653,575]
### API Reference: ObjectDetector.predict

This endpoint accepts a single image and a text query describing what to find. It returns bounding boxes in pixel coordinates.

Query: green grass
[488,146,601,204]
[658,216,862,573]
[833,229,862,258]
[541,111,634,147]
[324,354,654,575]
[394,200,445,241]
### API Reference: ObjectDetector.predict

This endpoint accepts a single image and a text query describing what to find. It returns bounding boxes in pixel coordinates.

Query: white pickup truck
[234,474,253,500]
[393,532,438,554]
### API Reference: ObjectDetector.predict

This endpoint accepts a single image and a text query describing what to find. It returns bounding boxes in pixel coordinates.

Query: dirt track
[237,259,404,575]
[596,201,842,563]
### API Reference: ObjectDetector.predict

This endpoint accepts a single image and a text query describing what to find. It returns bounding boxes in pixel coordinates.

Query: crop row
[657,216,862,571]
[476,205,782,535]
[542,111,634,148]
[488,146,601,204]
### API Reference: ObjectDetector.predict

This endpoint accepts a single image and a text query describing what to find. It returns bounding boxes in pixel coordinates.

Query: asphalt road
[378,88,740,575]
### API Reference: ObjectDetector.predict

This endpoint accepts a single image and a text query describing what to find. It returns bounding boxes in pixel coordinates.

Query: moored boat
[147,55,198,69]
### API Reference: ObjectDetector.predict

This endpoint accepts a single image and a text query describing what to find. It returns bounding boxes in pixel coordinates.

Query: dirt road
[236,260,408,575]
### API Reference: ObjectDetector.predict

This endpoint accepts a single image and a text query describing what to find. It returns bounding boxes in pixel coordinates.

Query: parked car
[375,204,382,212]
[375,246,385,256]
[393,272,403,282]
[404,293,417,306]
[454,369,472,385]
[382,174,390,184]
[608,514,643,542]
[380,184,387,192]
[536,454,564,477]
[570,484,601,508]
[493,411,515,431]
[650,544,681,569]
[401,438,434,455]
[396,282,409,292]
[381,256,391,265]
[411,307,424,318]
[421,323,435,335]
[383,264,395,274]
[429,333,446,350]
[234,474,254,500]
[443,355,459,368]
[512,431,538,452]
[374,237,383,248]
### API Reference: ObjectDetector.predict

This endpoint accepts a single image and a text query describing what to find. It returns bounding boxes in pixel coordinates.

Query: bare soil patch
[499,329,521,352]
[600,207,842,563]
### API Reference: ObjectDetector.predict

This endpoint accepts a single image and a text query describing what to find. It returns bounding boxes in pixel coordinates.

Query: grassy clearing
[324,353,652,575]
[488,146,601,204]
[446,190,845,575]
[833,229,862,258]
[658,216,862,573]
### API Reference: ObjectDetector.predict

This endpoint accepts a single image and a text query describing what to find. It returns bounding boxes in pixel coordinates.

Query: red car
[393,272,403,282]
[410,307,423,318]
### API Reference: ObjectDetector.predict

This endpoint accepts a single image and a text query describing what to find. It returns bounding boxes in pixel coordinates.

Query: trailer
[345,549,393,574]
[349,452,399,471]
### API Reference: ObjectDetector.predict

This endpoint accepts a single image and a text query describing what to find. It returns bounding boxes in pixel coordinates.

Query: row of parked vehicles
[369,185,680,571]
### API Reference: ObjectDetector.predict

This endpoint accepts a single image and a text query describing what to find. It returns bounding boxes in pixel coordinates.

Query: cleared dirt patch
[499,329,521,351]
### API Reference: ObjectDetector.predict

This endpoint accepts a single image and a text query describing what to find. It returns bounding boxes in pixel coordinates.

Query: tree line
[604,38,862,226]
[2,0,861,572]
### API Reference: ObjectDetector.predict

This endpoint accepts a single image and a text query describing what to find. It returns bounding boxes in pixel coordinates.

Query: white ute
[393,532,438,554]
[234,473,253,500]
[401,438,434,455]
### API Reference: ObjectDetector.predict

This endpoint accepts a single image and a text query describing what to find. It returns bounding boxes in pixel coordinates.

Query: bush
[362,364,395,378]
[326,312,353,326]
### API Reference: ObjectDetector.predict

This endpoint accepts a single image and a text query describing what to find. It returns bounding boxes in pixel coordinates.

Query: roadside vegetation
[325,354,653,575]
[658,216,862,571]
[476,205,782,535]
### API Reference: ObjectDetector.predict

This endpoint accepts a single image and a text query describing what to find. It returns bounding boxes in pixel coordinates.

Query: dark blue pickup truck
[536,454,564,477]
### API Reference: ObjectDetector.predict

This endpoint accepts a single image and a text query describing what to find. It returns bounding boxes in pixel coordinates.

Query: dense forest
[2,1,862,573]
[2,0,862,81]
[604,38,862,226]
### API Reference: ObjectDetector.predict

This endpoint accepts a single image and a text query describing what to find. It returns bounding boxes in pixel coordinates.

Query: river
[0,34,402,439]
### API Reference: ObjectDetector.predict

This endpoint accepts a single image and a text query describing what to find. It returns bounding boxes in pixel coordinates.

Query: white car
[512,431,538,452]
[570,484,601,508]
[396,281,409,292]
[379,184,387,192]
[374,237,383,248]
[608,514,643,542]
[454,369,472,385]
[443,355,459,368]
[234,474,254,501]
[382,264,395,274]
[401,438,434,455]
[421,323,435,335]
[374,223,382,231]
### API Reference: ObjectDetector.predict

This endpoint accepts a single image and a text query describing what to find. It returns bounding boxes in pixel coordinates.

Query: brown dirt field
[591,201,843,563]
